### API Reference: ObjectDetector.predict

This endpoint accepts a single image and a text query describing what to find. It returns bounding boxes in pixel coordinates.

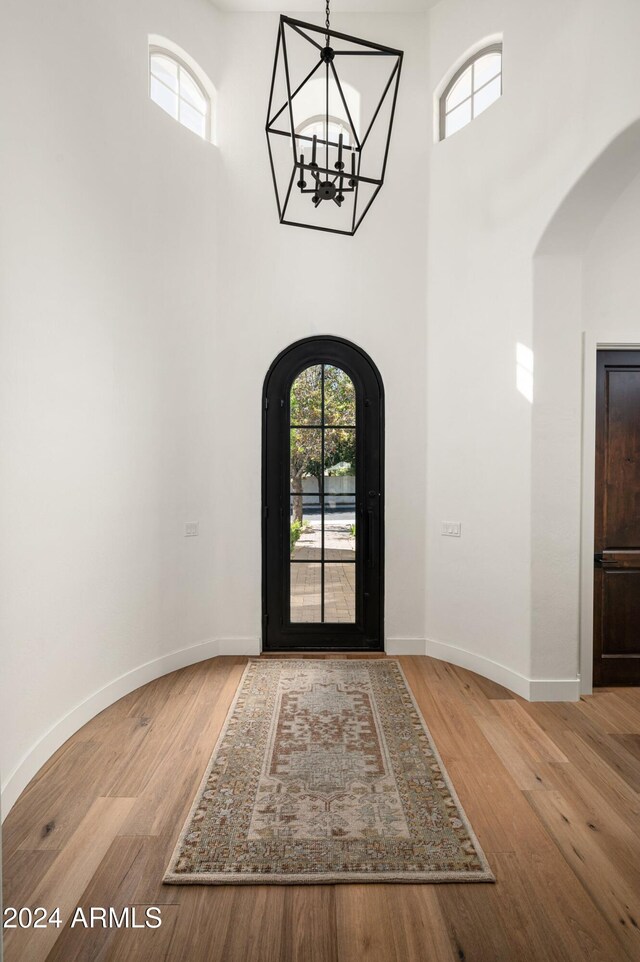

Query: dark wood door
[594,350,640,686]
[262,337,384,651]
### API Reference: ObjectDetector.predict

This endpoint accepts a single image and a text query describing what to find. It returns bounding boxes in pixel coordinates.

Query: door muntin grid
[289,364,356,623]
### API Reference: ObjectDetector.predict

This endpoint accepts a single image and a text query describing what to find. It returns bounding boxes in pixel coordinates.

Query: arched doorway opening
[533,120,640,692]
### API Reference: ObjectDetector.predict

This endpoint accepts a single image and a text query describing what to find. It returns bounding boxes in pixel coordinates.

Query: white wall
[533,121,640,695]
[0,4,430,816]
[210,12,430,652]
[584,172,640,333]
[0,0,223,814]
[426,0,640,698]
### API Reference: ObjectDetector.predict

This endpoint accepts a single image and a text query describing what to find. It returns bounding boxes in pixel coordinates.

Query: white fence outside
[295,475,355,507]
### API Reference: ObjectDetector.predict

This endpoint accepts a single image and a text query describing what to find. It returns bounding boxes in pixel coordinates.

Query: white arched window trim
[148,34,217,145]
[296,115,355,150]
[433,34,503,143]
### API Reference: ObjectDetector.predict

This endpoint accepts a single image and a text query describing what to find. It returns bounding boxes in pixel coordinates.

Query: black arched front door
[263,337,384,651]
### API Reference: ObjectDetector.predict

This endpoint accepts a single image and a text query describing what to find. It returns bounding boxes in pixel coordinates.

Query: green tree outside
[290,365,356,525]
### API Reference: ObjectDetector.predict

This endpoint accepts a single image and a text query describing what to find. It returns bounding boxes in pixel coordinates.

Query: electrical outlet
[441,521,461,537]
[185,522,199,537]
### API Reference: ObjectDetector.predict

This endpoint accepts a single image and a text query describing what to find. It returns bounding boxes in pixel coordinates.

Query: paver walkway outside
[291,520,356,622]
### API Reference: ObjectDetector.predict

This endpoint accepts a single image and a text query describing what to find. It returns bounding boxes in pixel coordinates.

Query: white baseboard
[424,638,580,703]
[217,637,261,656]
[386,638,427,656]
[528,677,581,701]
[2,633,579,821]
[1,636,259,821]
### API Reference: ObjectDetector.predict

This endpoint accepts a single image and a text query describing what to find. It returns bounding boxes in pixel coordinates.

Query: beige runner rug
[164,658,493,884]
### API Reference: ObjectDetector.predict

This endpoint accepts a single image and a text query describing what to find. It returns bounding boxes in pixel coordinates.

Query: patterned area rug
[164,659,493,884]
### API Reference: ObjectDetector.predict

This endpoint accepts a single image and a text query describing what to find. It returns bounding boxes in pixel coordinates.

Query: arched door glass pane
[290,364,356,623]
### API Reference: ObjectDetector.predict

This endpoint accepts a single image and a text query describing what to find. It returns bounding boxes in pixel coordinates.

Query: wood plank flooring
[3,654,640,962]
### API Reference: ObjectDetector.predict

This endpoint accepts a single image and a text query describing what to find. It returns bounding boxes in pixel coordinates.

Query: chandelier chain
[325,0,330,43]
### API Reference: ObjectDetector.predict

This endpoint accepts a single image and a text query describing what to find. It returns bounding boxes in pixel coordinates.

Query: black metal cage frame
[266,16,403,236]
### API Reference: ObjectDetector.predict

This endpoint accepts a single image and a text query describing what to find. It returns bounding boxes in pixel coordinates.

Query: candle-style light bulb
[311,134,318,168]
[297,151,307,190]
[336,139,345,205]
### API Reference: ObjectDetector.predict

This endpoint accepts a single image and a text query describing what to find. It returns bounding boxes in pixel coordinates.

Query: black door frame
[262,336,384,651]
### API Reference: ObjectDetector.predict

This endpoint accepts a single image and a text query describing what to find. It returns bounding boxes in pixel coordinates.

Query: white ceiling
[214,0,437,12]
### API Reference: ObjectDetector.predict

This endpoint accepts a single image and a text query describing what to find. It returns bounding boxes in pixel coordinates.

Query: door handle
[367,510,375,568]
[594,552,620,568]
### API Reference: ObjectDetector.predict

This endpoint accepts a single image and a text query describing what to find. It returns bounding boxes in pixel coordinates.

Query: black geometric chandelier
[265,1,403,236]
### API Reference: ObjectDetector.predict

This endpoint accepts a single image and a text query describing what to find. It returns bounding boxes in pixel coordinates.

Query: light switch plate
[441,521,461,537]
[185,522,199,537]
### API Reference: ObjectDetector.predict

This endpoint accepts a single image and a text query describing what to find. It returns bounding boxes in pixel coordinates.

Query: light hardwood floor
[3,654,640,962]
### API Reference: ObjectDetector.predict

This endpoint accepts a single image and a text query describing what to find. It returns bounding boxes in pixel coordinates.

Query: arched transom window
[149,43,213,142]
[439,43,502,141]
[296,116,354,153]
[292,77,360,162]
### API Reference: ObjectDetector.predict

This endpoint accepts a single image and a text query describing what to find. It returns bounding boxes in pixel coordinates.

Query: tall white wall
[0,0,223,813]
[0,3,430,816]
[211,12,430,652]
[426,0,640,697]
[532,131,640,694]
